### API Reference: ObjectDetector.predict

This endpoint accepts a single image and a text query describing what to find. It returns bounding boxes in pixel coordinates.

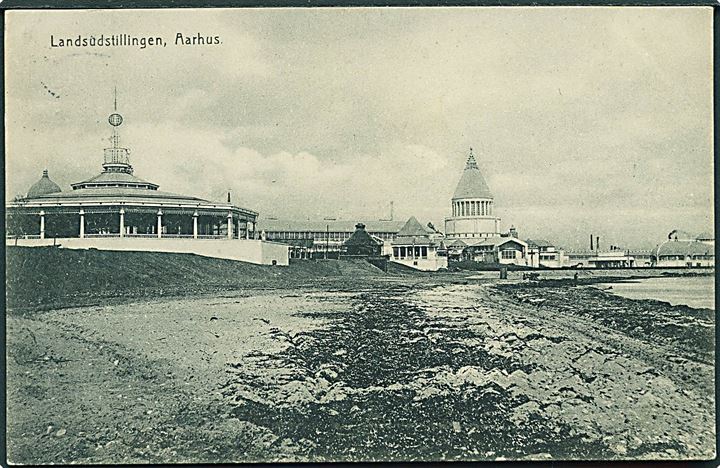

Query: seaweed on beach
[220,287,616,461]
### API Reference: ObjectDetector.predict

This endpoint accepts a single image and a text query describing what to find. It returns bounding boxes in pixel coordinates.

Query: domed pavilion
[7,107,258,242]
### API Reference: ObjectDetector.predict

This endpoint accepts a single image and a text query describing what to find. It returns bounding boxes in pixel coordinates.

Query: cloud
[5,7,713,249]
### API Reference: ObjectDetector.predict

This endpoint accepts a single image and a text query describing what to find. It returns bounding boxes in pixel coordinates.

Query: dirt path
[6,281,715,463]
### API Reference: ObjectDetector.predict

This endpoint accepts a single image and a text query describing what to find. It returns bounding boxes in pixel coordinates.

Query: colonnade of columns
[35,208,252,240]
[451,200,493,217]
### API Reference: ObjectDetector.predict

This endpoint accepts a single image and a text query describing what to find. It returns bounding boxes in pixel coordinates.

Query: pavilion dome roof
[452,150,493,200]
[27,170,62,198]
[70,169,159,191]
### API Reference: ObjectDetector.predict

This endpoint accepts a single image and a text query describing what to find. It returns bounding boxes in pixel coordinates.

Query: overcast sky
[5,7,713,249]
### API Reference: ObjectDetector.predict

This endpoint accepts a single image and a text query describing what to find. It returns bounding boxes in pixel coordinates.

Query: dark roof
[396,216,431,237]
[392,217,438,246]
[452,153,493,200]
[526,239,555,248]
[446,239,468,248]
[28,187,212,204]
[344,225,382,247]
[466,237,527,248]
[27,170,61,198]
[658,241,713,257]
[71,170,158,190]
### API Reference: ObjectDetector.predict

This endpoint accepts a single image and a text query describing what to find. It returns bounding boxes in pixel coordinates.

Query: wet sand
[6,278,715,463]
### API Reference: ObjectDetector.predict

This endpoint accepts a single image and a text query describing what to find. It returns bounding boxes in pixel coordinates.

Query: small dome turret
[27,169,61,198]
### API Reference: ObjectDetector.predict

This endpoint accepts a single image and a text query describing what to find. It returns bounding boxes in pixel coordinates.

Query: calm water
[599,276,715,310]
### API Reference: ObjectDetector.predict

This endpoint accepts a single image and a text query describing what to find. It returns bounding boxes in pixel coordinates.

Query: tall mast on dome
[104,87,133,174]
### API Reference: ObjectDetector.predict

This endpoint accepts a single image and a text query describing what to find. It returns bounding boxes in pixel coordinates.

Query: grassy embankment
[6,246,412,312]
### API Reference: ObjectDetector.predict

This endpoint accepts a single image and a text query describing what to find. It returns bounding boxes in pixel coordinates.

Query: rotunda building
[444,149,501,240]
[7,107,258,241]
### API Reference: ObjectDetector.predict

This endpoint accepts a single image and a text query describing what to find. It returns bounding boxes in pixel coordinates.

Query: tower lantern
[102,88,132,174]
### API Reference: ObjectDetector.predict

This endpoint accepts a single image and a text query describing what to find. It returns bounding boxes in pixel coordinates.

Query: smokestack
[596,236,600,251]
[227,191,231,203]
[590,234,594,251]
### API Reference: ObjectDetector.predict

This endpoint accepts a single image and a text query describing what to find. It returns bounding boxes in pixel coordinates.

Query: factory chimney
[590,234,594,251]
[596,236,600,251]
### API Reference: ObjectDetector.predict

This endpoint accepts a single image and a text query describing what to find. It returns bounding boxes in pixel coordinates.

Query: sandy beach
[6,259,715,463]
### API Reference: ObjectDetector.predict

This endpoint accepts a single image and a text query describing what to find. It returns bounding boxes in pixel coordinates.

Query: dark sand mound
[6,246,385,311]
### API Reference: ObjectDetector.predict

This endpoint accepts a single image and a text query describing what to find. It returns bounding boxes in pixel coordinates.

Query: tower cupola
[70,89,159,191]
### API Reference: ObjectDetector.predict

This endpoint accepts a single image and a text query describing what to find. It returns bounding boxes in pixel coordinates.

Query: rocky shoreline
[6,272,715,463]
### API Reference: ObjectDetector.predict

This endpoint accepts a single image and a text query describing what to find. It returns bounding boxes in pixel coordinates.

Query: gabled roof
[446,239,468,248]
[396,216,431,237]
[526,239,555,248]
[392,217,438,246]
[452,152,493,200]
[466,237,527,248]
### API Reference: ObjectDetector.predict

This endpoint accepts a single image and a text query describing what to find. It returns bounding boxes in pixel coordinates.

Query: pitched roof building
[390,216,447,271]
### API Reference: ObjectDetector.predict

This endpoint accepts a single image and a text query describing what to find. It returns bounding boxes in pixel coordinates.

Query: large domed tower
[444,148,501,240]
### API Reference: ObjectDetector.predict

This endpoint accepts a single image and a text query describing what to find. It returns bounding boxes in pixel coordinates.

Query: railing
[160,234,196,239]
[85,233,121,238]
[6,234,41,239]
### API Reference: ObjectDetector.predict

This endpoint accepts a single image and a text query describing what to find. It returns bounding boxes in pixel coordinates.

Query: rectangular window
[501,250,515,259]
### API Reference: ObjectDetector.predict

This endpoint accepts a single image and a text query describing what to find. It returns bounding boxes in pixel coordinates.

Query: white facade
[444,150,501,240]
[390,217,448,271]
[7,237,289,266]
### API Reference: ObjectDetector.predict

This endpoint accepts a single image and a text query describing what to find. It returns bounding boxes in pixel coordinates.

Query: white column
[193,212,198,239]
[157,209,163,238]
[119,208,125,237]
[246,221,251,239]
[39,211,45,239]
[227,213,233,239]
[79,209,85,238]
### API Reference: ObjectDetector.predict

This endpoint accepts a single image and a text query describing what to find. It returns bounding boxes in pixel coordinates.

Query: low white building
[462,236,529,266]
[526,239,565,268]
[390,217,448,271]
[655,230,714,268]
